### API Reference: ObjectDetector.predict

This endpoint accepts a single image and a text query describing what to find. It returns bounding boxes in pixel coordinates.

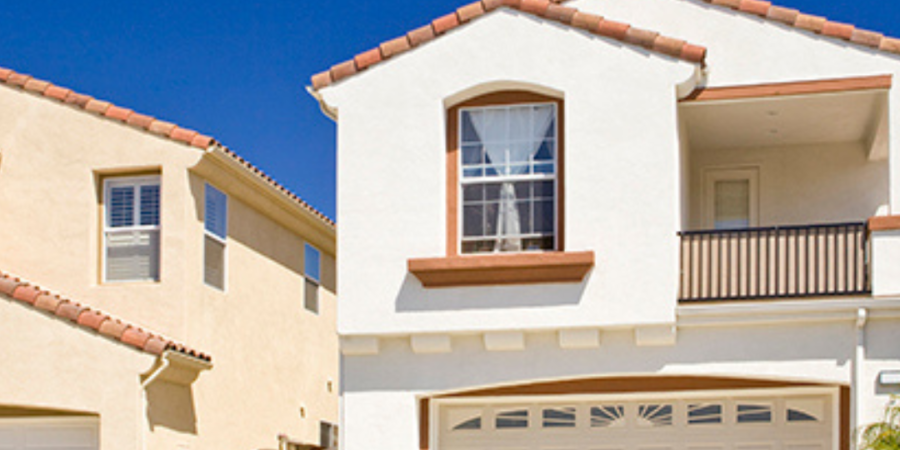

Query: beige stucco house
[311,0,900,449]
[0,65,337,450]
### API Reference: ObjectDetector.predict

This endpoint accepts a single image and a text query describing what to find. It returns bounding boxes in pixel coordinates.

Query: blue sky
[0,0,896,221]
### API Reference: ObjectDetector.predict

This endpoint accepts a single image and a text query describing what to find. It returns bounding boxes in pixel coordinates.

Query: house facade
[310,0,900,449]
[0,66,337,450]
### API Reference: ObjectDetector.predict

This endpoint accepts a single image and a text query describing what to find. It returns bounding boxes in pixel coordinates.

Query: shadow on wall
[145,380,197,434]
[394,272,590,312]
[186,159,337,292]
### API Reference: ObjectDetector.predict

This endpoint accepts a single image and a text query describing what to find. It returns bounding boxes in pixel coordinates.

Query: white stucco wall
[323,9,698,336]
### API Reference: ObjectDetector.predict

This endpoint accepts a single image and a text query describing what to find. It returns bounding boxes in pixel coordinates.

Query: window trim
[702,166,760,230]
[447,90,566,256]
[203,183,228,291]
[102,175,161,283]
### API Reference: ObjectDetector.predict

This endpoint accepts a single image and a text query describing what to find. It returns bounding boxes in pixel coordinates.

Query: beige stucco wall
[687,142,889,230]
[0,82,337,450]
[0,295,154,450]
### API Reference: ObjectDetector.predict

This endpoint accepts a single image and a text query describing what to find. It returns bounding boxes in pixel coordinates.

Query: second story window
[104,176,160,282]
[459,103,558,253]
[304,243,320,313]
[204,184,227,290]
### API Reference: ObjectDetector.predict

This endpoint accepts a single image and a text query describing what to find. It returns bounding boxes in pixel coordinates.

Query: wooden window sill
[408,251,594,288]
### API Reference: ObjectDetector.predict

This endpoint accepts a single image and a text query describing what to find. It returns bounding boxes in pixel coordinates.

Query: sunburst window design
[737,403,772,424]
[496,409,529,429]
[590,405,626,428]
[542,406,576,428]
[637,404,673,427]
[786,399,824,423]
[688,403,723,425]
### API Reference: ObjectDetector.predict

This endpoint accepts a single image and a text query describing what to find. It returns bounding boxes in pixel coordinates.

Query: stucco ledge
[407,251,594,288]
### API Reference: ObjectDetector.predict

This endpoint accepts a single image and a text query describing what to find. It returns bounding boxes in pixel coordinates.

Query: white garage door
[0,418,98,450]
[438,390,835,450]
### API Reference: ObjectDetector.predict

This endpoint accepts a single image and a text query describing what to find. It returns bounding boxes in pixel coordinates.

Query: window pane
[496,409,528,429]
[517,201,531,234]
[139,184,160,226]
[534,181,554,198]
[305,244,321,282]
[714,179,750,229]
[460,111,480,143]
[688,403,723,425]
[204,235,225,290]
[106,230,159,281]
[591,405,625,428]
[534,200,554,233]
[305,278,319,313]
[205,184,228,238]
[542,407,576,428]
[462,145,482,166]
[484,203,498,237]
[462,168,483,178]
[108,186,134,228]
[637,404,673,427]
[737,403,772,423]
[463,185,483,202]
[534,141,554,161]
[463,205,484,237]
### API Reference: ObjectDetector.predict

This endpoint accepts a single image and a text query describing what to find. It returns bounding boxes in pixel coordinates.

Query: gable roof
[310,0,708,91]
[696,0,900,56]
[0,65,335,229]
[0,270,211,362]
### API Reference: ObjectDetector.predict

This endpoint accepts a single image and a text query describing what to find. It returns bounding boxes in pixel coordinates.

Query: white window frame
[102,175,161,283]
[703,166,759,230]
[204,183,227,291]
[457,102,559,254]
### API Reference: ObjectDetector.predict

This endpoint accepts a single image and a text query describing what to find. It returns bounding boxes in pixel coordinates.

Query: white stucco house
[309,0,900,449]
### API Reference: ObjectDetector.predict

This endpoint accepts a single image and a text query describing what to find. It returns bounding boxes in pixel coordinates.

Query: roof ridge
[0,270,211,362]
[0,65,335,228]
[310,0,707,90]
[698,0,900,55]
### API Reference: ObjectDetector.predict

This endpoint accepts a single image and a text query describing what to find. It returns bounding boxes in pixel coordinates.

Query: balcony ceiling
[680,90,886,151]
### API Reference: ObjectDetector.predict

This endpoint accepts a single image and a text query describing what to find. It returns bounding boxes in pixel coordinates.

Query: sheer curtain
[470,106,554,252]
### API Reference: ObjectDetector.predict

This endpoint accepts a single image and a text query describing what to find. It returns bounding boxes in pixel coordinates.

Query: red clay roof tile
[34,293,63,313]
[0,65,335,228]
[354,48,383,71]
[310,0,708,91]
[701,0,900,56]
[712,0,741,8]
[653,36,689,58]
[457,2,486,22]
[408,24,437,46]
[13,285,42,305]
[0,271,211,362]
[104,105,133,122]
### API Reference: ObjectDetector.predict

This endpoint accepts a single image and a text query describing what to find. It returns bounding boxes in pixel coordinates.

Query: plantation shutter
[105,178,161,282]
[204,184,227,289]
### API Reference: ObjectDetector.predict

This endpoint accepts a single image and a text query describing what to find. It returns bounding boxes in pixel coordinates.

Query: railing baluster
[678,221,869,302]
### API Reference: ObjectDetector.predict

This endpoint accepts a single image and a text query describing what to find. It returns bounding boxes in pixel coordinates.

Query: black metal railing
[679,222,869,302]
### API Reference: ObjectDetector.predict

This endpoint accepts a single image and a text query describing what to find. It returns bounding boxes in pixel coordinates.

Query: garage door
[438,391,834,450]
[0,418,98,450]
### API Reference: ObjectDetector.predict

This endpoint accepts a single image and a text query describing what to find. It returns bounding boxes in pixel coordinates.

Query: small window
[637,404,673,427]
[104,176,161,282]
[786,398,824,423]
[542,406,576,428]
[736,403,772,424]
[448,408,483,431]
[304,244,320,313]
[319,421,338,449]
[495,408,528,429]
[703,168,759,230]
[590,405,625,428]
[204,184,227,290]
[688,403,723,425]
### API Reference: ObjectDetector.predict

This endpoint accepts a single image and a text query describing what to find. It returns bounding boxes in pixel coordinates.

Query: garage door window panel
[496,409,529,429]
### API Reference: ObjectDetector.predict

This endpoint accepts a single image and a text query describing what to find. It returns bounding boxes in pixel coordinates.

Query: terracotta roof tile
[0,65,335,228]
[310,0,707,91]
[13,285,42,305]
[457,2,486,22]
[408,24,437,46]
[701,0,900,56]
[0,271,211,362]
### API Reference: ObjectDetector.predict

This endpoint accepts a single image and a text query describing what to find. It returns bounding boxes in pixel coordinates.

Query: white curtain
[469,106,554,251]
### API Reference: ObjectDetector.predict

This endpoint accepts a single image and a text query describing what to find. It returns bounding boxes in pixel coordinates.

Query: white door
[438,391,834,450]
[0,418,98,450]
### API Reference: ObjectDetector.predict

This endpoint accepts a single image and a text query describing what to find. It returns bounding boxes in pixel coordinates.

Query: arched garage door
[437,389,835,450]
[0,418,98,450]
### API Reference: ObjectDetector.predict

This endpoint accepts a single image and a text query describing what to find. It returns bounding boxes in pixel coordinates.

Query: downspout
[851,307,868,450]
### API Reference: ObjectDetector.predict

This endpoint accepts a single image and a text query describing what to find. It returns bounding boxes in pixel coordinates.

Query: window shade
[106,230,160,281]
[205,184,227,239]
[204,235,225,290]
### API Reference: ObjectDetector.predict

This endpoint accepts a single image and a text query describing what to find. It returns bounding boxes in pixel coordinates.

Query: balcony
[678,222,869,302]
